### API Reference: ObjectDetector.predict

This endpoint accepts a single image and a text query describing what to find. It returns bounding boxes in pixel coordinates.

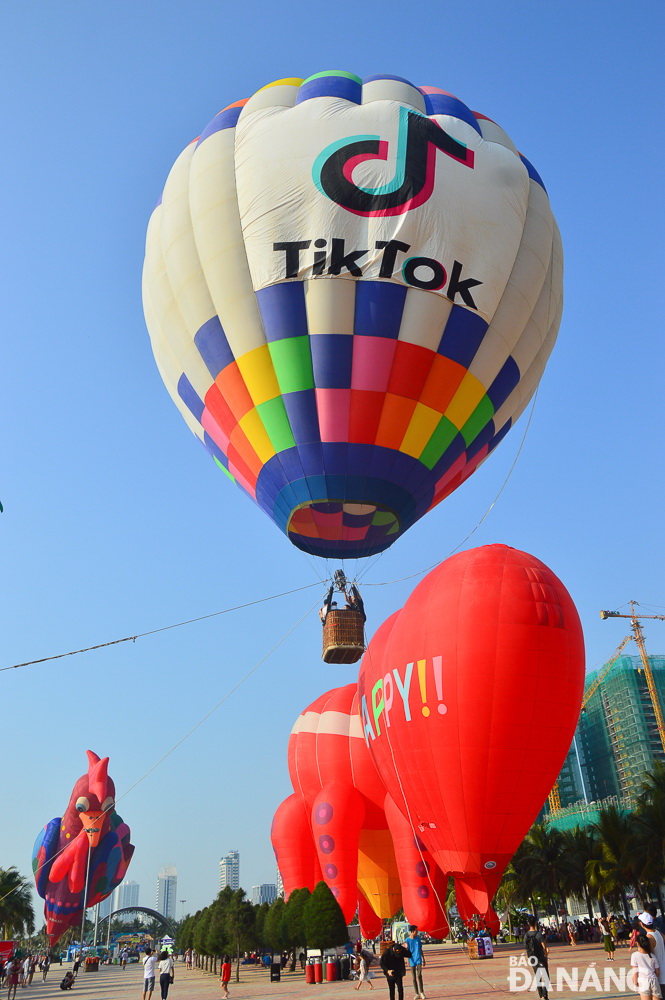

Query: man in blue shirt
[405,926,425,999]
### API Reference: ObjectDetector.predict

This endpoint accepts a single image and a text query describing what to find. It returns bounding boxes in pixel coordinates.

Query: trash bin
[314,961,323,984]
[325,960,337,982]
[340,956,350,980]
[270,963,281,982]
[305,962,315,984]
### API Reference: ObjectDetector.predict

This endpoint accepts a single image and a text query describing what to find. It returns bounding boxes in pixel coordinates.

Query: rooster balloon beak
[79,811,106,847]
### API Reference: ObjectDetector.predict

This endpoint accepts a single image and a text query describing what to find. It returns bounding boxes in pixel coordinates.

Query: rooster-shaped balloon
[32,750,134,945]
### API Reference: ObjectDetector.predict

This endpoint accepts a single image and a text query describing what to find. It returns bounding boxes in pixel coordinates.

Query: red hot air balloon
[357,544,585,919]
[272,681,448,935]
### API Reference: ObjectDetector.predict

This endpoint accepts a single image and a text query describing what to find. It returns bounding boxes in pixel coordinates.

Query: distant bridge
[98,906,176,937]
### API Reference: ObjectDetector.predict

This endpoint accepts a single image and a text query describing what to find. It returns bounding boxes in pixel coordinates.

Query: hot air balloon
[32,751,134,945]
[357,544,585,920]
[143,72,562,560]
[271,682,448,936]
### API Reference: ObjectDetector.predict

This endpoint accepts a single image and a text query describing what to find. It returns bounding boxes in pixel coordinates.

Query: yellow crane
[599,602,665,753]
[547,603,665,813]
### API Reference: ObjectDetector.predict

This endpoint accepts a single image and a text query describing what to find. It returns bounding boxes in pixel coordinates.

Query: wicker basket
[322,609,365,663]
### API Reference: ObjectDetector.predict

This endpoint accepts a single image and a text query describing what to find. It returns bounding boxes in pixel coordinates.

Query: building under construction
[581,654,665,801]
[546,654,665,825]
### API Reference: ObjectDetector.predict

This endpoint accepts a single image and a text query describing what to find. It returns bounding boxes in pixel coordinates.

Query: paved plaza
[15,943,639,1000]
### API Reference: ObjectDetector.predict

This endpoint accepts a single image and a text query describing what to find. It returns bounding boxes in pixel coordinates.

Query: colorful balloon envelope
[32,751,134,945]
[143,72,562,559]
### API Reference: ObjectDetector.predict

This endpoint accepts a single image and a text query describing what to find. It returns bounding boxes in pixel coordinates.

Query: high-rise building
[276,867,284,899]
[580,655,665,803]
[114,880,140,912]
[546,655,665,824]
[251,884,277,906]
[97,895,112,920]
[156,867,178,919]
[219,851,240,891]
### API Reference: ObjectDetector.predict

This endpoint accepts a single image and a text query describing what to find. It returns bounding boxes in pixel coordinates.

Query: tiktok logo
[313,106,475,217]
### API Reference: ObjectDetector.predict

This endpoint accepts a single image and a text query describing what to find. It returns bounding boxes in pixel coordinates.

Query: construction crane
[599,602,665,754]
[547,603,665,813]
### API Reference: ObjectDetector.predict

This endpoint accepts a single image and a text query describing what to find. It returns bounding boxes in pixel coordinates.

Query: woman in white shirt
[158,950,174,999]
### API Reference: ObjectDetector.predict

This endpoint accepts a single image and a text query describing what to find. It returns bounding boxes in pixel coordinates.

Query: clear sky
[2,0,664,920]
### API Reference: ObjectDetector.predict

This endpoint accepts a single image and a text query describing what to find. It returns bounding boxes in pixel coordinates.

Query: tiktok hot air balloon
[143,73,562,559]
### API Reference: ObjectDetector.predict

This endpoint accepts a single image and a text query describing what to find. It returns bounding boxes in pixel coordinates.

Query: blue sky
[2,0,664,919]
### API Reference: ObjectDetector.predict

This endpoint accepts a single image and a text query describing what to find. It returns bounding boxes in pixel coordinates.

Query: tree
[254,902,270,952]
[635,762,665,914]
[303,881,348,956]
[560,826,601,920]
[284,888,310,966]
[264,897,287,953]
[498,839,540,928]
[193,906,212,969]
[206,899,228,975]
[588,803,648,918]
[177,912,198,952]
[0,868,35,940]
[224,890,255,982]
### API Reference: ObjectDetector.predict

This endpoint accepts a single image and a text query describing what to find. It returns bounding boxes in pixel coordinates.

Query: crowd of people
[0,954,56,996]
[521,907,665,1000]
[2,904,663,1000]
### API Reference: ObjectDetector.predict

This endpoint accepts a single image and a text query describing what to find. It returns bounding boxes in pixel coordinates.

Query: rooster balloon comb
[32,750,134,944]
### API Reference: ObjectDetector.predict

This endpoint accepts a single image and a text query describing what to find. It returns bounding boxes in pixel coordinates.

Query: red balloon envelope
[358,544,585,916]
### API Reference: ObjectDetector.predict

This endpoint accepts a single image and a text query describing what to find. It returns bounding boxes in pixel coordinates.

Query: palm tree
[635,761,665,913]
[587,803,648,918]
[520,824,567,925]
[498,840,538,931]
[0,867,35,939]
[560,826,601,919]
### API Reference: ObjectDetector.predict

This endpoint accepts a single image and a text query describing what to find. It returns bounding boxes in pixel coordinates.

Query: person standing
[649,906,665,936]
[121,949,129,971]
[524,916,550,1000]
[72,953,81,978]
[354,953,374,992]
[158,950,174,1000]
[639,912,665,997]
[142,948,157,1000]
[41,956,50,982]
[600,917,615,961]
[380,941,408,1000]
[6,957,20,1000]
[630,933,662,1000]
[405,926,426,999]
[220,956,231,998]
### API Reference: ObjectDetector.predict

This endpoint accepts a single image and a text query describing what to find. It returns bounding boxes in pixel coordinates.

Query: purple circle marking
[415,860,429,877]
[417,885,430,898]
[325,863,338,879]
[319,834,335,855]
[315,802,334,825]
